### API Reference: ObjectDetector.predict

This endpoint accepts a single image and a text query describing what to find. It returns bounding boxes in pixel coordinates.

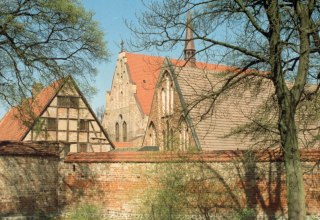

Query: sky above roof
[0,0,185,119]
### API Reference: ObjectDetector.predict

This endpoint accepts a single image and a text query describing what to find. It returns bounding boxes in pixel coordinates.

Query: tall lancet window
[180,119,189,151]
[123,121,127,142]
[115,122,119,142]
[161,88,166,114]
[149,122,156,146]
[166,74,170,114]
[170,83,174,114]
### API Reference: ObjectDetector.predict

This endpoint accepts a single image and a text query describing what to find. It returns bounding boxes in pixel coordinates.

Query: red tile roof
[125,52,237,116]
[0,80,63,141]
[125,53,164,115]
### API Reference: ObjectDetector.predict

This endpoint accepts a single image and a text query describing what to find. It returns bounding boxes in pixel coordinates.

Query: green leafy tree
[130,0,320,219]
[0,0,108,106]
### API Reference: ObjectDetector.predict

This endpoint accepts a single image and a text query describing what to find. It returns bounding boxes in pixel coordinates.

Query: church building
[105,10,318,151]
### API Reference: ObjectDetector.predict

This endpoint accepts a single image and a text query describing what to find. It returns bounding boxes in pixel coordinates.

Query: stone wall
[60,150,320,219]
[0,142,60,218]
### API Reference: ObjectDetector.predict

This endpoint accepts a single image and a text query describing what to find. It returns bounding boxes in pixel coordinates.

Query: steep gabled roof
[125,53,164,115]
[124,52,235,116]
[0,80,63,141]
[0,77,114,148]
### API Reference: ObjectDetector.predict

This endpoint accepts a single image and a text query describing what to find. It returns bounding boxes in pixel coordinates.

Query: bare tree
[95,105,105,123]
[129,0,320,218]
[0,0,108,107]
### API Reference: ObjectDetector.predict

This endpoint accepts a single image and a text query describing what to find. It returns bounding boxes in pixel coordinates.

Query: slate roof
[172,65,273,151]
[0,80,62,141]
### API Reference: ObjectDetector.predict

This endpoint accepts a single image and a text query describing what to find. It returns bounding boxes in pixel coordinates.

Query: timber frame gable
[0,76,114,152]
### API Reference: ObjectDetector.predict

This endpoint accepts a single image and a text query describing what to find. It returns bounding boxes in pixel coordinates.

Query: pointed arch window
[180,118,189,151]
[162,130,166,150]
[170,128,174,150]
[166,74,170,114]
[115,122,119,142]
[148,122,156,146]
[161,88,166,113]
[170,83,174,114]
[123,121,127,142]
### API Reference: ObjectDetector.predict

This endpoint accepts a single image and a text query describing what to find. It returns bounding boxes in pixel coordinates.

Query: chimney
[32,83,44,98]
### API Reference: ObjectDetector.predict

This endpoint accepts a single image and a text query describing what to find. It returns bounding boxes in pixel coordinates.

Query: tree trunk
[278,99,306,220]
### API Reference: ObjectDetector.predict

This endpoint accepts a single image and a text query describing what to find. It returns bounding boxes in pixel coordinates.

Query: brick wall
[0,142,60,218]
[60,150,320,219]
[0,142,319,219]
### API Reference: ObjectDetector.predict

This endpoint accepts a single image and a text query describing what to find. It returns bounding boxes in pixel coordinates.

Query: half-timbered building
[0,76,113,152]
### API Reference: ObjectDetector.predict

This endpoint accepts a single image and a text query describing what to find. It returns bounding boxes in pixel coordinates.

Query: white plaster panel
[69,109,78,119]
[69,120,77,131]
[57,108,68,118]
[69,132,77,142]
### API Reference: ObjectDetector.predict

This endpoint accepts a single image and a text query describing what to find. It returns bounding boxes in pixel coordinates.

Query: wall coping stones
[64,149,320,163]
[0,141,62,157]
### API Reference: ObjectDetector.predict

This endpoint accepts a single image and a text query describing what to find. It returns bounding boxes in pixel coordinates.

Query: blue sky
[0,0,184,118]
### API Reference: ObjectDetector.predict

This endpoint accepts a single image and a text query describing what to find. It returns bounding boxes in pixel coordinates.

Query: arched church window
[115,122,119,142]
[166,121,170,150]
[162,130,166,150]
[149,122,156,146]
[170,83,174,114]
[170,128,174,150]
[123,121,127,142]
[161,88,165,114]
[180,118,189,151]
[166,74,170,114]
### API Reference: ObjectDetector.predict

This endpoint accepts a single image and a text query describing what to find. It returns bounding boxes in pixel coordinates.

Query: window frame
[46,118,57,130]
[79,119,89,131]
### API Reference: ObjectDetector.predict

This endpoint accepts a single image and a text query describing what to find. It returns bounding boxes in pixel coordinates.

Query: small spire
[184,1,196,66]
[120,40,125,52]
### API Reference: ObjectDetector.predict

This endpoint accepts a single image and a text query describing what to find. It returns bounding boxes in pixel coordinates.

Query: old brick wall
[0,142,59,218]
[60,150,320,219]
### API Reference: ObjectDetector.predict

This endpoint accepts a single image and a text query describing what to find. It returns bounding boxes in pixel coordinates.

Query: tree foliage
[131,0,320,219]
[0,0,108,106]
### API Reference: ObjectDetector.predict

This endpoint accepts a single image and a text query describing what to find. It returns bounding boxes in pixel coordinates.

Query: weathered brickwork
[60,150,320,219]
[0,155,59,217]
[0,142,319,219]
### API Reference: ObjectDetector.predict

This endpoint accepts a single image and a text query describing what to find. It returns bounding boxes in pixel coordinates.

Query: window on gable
[47,118,57,130]
[162,130,166,150]
[161,73,174,116]
[149,122,156,146]
[70,97,79,108]
[170,83,174,114]
[79,119,89,131]
[123,121,127,142]
[161,88,166,114]
[115,122,119,142]
[57,96,79,108]
[180,118,189,151]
